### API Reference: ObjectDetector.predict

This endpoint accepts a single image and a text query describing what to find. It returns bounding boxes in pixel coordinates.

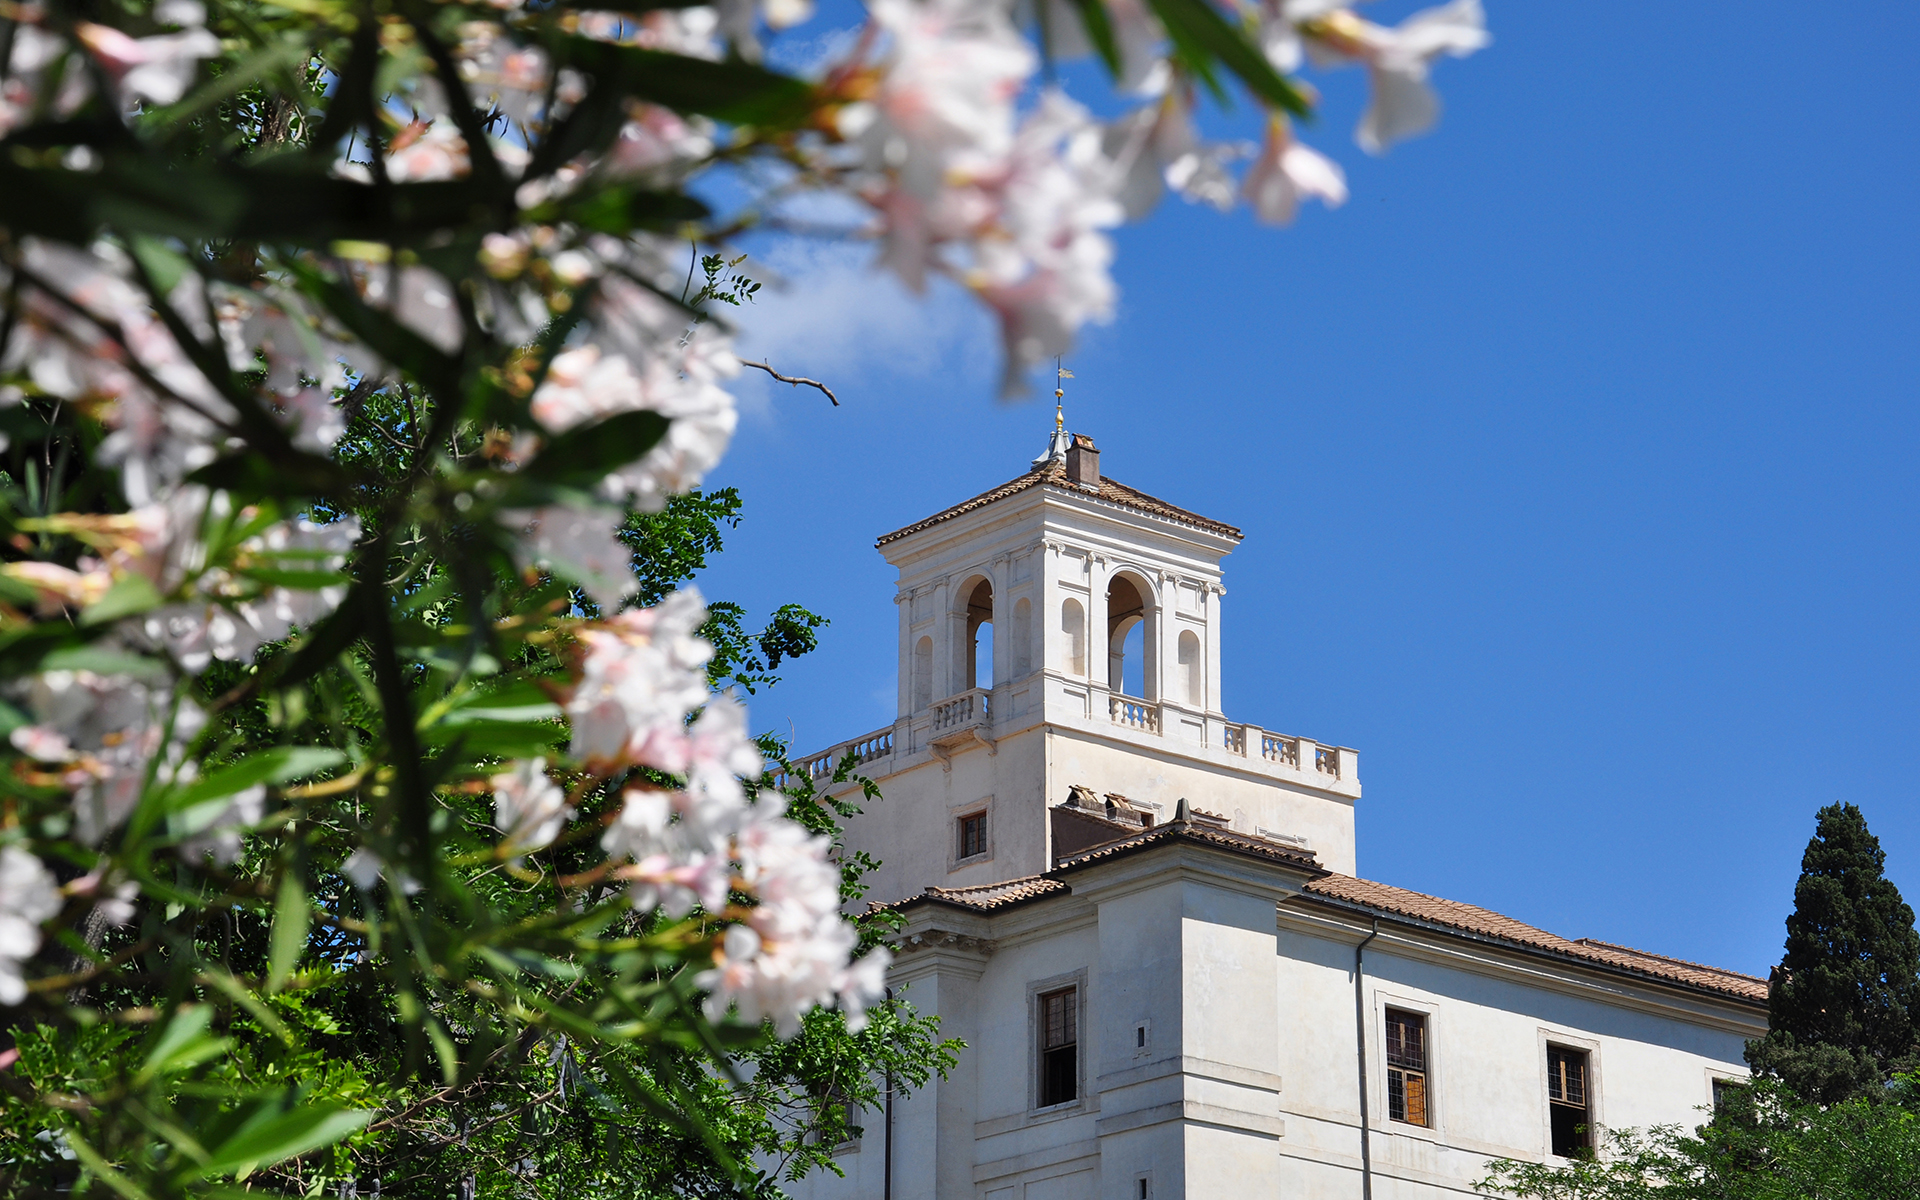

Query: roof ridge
[875,462,1240,546]
[1300,873,1766,1004]
[1574,937,1768,984]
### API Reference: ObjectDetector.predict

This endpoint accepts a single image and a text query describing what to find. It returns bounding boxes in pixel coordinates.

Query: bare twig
[740,359,839,406]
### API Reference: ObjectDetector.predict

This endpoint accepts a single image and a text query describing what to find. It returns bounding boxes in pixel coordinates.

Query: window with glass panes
[1547,1046,1591,1157]
[1037,987,1078,1107]
[958,812,987,859]
[1385,1009,1429,1126]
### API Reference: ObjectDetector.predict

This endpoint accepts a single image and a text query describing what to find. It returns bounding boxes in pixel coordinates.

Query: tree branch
[740,360,839,406]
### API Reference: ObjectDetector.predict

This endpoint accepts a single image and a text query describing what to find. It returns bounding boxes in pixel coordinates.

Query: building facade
[780,428,1765,1200]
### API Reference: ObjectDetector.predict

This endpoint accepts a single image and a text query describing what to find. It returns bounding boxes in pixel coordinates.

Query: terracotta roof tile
[875,461,1242,547]
[918,877,1069,910]
[1056,820,1322,871]
[1300,875,1768,1004]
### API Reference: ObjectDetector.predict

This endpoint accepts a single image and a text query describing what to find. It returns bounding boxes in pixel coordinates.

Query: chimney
[1065,433,1099,488]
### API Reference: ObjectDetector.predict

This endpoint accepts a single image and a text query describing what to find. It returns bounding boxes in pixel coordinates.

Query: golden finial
[1055,358,1073,429]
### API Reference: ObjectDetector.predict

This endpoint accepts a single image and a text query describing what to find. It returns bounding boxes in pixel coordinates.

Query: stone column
[887,934,992,1200]
[1205,583,1226,715]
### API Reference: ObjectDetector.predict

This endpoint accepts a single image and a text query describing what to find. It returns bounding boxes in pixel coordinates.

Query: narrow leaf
[169,747,347,811]
[197,1106,372,1179]
[1145,0,1312,115]
[267,873,308,993]
[519,410,669,488]
[78,574,163,627]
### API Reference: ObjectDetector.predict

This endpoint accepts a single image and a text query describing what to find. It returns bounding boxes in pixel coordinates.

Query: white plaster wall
[825,724,1046,910]
[1045,731,1356,875]
[1273,920,1760,1197]
[784,882,1759,1200]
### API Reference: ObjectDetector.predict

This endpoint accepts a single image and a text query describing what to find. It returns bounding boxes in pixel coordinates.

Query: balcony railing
[932,688,991,733]
[780,727,893,788]
[1109,695,1159,733]
[1260,732,1299,768]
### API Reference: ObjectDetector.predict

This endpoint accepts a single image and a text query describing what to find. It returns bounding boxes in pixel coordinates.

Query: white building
[781,423,1766,1200]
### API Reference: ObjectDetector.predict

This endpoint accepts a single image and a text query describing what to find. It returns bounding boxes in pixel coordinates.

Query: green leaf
[1144,0,1312,115]
[1063,0,1123,76]
[187,450,354,502]
[286,260,465,401]
[137,1006,230,1084]
[267,873,308,994]
[519,410,669,489]
[127,235,193,297]
[196,1105,372,1179]
[168,747,347,811]
[38,644,172,682]
[544,184,712,235]
[548,38,814,128]
[78,574,164,627]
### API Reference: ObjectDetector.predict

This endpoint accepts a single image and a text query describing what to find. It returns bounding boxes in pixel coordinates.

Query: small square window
[1038,987,1078,1107]
[958,812,988,860]
[1385,1009,1429,1127]
[1547,1046,1592,1157]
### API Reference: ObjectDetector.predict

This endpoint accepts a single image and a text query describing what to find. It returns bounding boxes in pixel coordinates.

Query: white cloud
[726,238,997,419]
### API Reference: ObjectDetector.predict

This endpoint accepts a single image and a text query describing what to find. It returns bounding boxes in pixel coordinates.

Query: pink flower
[1243,118,1347,225]
[493,758,575,857]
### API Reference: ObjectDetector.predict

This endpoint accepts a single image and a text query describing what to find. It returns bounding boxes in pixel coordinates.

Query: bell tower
[791,416,1361,906]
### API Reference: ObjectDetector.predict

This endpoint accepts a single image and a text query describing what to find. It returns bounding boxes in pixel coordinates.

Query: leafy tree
[0,0,1482,1195]
[1747,803,1920,1104]
[1477,1076,1920,1200]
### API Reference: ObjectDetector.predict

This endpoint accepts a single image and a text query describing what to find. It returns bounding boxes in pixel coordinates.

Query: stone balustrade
[778,727,894,788]
[932,687,992,732]
[786,680,1355,792]
[1109,695,1160,733]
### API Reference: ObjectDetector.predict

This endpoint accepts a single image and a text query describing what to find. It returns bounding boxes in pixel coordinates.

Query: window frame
[1027,969,1089,1116]
[1384,1007,1431,1128]
[1372,993,1442,1140]
[1538,1031,1603,1160]
[1708,1070,1749,1116]
[946,795,994,871]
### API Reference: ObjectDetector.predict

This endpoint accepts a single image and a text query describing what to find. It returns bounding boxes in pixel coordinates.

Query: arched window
[1012,598,1033,677]
[913,636,933,711]
[963,578,993,691]
[1107,575,1150,698]
[1061,598,1085,675]
[1177,630,1202,707]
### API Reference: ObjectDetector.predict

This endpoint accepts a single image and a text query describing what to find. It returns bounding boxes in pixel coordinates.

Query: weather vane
[1055,357,1073,432]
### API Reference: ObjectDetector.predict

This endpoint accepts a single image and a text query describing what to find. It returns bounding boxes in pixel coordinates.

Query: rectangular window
[1038,987,1078,1107]
[1547,1046,1591,1157]
[1712,1078,1745,1115]
[1385,1009,1429,1127]
[958,813,987,860]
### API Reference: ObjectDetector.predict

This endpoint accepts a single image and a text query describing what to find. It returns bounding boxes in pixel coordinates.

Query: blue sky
[694,2,1920,978]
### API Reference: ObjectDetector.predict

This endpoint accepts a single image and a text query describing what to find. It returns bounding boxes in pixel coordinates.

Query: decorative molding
[894,930,998,958]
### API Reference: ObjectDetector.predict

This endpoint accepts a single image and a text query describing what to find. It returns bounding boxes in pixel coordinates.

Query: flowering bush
[0,0,1481,1193]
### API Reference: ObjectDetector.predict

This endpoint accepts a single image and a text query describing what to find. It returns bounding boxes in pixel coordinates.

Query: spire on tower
[1032,359,1074,467]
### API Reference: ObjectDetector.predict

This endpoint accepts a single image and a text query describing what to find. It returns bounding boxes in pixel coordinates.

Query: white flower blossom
[1243,118,1347,225]
[696,795,890,1035]
[967,91,1125,394]
[1293,0,1489,154]
[0,846,61,1006]
[73,17,220,108]
[565,589,714,769]
[494,758,575,857]
[503,503,636,610]
[11,670,204,845]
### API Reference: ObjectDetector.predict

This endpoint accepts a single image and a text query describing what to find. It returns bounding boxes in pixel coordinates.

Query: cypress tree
[1747,802,1920,1103]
